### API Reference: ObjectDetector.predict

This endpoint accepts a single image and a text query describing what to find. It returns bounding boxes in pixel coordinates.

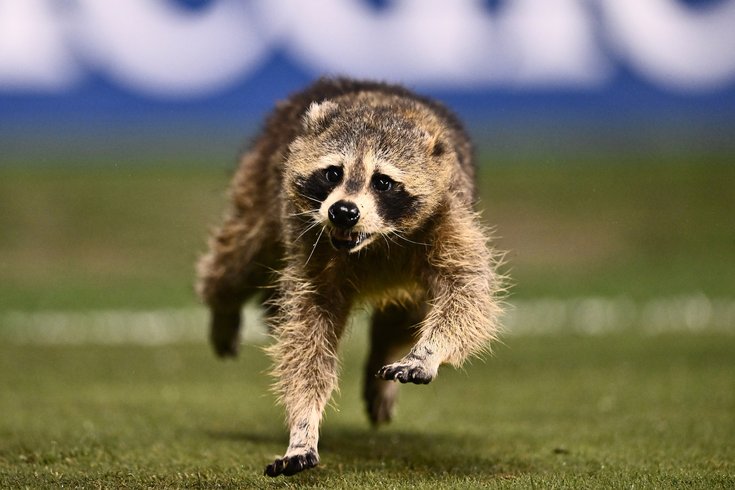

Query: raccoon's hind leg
[364,303,425,425]
[196,216,278,357]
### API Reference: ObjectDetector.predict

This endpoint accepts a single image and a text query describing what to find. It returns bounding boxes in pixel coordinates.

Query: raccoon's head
[284,94,454,254]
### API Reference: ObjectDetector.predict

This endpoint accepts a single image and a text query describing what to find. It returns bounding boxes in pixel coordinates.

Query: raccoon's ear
[303,100,339,133]
[428,133,447,158]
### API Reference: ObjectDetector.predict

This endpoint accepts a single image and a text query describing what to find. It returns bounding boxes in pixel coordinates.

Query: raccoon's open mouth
[329,228,372,251]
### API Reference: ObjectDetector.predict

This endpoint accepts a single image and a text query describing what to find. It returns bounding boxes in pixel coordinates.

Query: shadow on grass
[207,426,528,480]
[324,427,526,476]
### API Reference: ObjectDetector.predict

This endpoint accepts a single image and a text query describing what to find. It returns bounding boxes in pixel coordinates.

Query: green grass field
[1,158,734,310]
[1,157,734,487]
[2,334,733,488]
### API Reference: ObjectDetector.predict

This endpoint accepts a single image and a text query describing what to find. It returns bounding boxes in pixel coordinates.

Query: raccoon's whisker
[296,192,323,205]
[290,209,318,218]
[379,231,392,255]
[391,231,429,247]
[294,219,322,242]
[384,231,406,248]
[305,226,325,266]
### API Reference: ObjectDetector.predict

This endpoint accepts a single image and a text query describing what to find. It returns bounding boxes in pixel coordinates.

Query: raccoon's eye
[324,166,343,184]
[371,174,394,192]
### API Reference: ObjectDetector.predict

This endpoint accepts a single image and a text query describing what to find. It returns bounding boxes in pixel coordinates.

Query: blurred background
[1,0,734,340]
[3,4,733,486]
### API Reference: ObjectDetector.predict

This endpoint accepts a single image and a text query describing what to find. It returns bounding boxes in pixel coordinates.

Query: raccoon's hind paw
[209,310,241,358]
[364,377,399,425]
[377,358,436,385]
[264,450,319,477]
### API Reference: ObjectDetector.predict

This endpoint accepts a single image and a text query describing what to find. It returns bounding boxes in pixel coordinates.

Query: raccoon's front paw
[377,358,436,384]
[209,310,241,358]
[264,450,319,477]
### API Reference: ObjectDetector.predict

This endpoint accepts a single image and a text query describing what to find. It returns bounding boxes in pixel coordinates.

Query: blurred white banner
[1,0,734,97]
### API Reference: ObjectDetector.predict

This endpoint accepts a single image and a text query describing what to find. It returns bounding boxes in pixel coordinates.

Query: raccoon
[196,77,504,477]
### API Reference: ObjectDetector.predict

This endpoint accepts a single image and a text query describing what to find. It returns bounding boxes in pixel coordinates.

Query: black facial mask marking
[374,183,420,225]
[297,168,339,204]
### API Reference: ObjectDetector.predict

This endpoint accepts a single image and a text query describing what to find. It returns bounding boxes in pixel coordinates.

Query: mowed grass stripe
[1,295,733,346]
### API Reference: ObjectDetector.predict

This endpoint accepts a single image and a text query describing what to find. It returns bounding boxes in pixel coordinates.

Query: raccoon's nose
[328,200,360,229]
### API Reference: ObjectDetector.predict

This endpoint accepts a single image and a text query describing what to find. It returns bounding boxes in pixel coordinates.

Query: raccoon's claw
[264,450,319,477]
[377,362,434,384]
[210,310,241,358]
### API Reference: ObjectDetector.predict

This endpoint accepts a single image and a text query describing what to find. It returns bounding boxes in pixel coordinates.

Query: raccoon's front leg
[379,206,502,384]
[264,283,350,477]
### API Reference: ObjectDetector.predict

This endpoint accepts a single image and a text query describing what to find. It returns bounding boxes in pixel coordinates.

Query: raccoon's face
[284,97,452,254]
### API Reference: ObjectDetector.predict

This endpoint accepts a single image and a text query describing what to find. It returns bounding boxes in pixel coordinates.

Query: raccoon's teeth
[332,229,353,241]
[329,228,371,251]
